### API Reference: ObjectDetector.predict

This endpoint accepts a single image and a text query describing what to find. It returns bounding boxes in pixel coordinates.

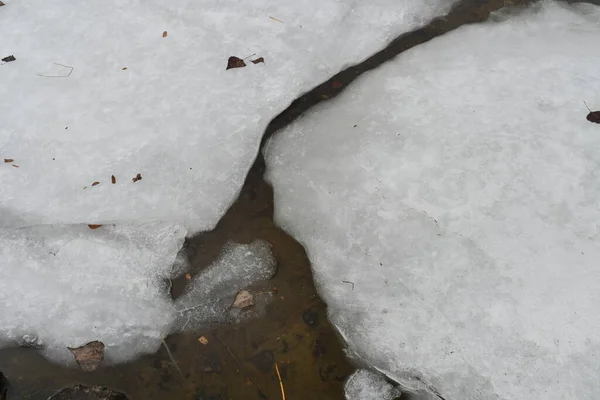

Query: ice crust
[266,2,600,399]
[0,0,456,363]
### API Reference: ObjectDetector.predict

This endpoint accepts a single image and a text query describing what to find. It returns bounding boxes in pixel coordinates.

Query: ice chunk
[0,223,185,364]
[174,240,276,330]
[345,370,401,400]
[266,2,600,399]
[0,0,457,232]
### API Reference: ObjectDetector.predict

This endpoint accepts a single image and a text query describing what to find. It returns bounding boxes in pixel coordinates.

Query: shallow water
[0,0,547,399]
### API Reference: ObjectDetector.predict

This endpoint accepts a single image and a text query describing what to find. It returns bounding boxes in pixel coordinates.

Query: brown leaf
[162,31,168,37]
[132,173,142,182]
[67,341,105,371]
[587,111,600,124]
[226,56,246,70]
[111,175,116,184]
[251,57,264,65]
[0,2,5,6]
[91,181,100,186]
[88,224,103,229]
[1,55,15,62]
[232,290,254,309]
[3,158,13,163]
[198,336,208,345]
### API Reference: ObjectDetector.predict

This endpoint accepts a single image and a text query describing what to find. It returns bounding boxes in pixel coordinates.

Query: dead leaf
[1,55,15,62]
[162,31,168,37]
[111,175,116,184]
[331,80,343,89]
[0,2,5,6]
[11,164,19,168]
[4,158,13,163]
[232,290,254,309]
[132,173,142,182]
[67,341,105,371]
[251,57,265,65]
[88,224,103,229]
[587,111,600,124]
[185,273,191,280]
[91,181,100,186]
[198,336,208,345]
[226,56,246,70]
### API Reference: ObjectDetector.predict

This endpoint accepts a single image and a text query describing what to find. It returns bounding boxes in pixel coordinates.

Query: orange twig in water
[275,363,286,400]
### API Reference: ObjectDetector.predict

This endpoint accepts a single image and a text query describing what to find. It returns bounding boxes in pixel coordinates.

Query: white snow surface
[266,2,600,399]
[0,0,457,363]
[345,369,401,400]
[0,0,456,231]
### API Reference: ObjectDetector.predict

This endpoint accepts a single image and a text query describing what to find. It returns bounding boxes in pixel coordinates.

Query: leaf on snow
[132,173,142,182]
[587,111,600,124]
[88,224,103,229]
[162,31,168,37]
[232,290,254,309]
[91,181,100,186]
[68,341,105,371]
[111,175,116,184]
[1,55,15,62]
[251,57,265,64]
[4,158,13,163]
[0,2,5,6]
[226,56,246,70]
[11,164,18,168]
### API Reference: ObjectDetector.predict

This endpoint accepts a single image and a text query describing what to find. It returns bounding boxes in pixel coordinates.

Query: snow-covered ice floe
[267,2,600,399]
[0,0,456,363]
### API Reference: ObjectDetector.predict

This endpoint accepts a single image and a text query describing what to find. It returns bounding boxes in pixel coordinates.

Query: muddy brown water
[0,1,551,399]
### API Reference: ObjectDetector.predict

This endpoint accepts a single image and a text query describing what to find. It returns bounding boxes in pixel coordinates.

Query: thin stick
[243,53,257,61]
[275,363,286,400]
[215,333,269,398]
[37,63,74,78]
[161,338,184,378]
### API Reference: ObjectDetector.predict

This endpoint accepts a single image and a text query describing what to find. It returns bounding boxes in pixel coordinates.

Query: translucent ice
[267,2,600,399]
[345,370,401,400]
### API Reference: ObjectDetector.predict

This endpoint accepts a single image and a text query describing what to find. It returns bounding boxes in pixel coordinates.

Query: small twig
[275,363,286,400]
[242,53,257,61]
[181,314,192,331]
[342,280,355,291]
[161,338,184,379]
[37,63,74,78]
[215,333,268,398]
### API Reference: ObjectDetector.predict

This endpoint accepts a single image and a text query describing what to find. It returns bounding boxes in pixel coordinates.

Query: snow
[266,2,600,399]
[345,369,401,400]
[0,0,457,363]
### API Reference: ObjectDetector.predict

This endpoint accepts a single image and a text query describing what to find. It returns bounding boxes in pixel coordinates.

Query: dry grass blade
[161,338,184,378]
[275,363,286,400]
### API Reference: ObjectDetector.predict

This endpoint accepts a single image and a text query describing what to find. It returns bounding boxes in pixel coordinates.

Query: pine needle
[275,363,286,400]
[161,338,184,378]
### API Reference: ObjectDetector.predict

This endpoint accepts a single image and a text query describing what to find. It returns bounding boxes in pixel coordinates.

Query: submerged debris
[67,341,105,371]
[232,290,254,309]
[49,385,129,400]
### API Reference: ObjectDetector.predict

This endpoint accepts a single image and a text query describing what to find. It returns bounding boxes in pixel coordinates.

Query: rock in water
[49,385,129,400]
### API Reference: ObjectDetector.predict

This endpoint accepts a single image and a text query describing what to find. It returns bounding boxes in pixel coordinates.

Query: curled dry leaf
[67,341,105,371]
[4,159,13,163]
[198,336,208,345]
[251,57,264,65]
[162,31,168,37]
[91,181,100,186]
[232,290,254,309]
[88,224,103,229]
[111,175,116,184]
[132,173,142,182]
[226,56,246,70]
[587,111,600,124]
